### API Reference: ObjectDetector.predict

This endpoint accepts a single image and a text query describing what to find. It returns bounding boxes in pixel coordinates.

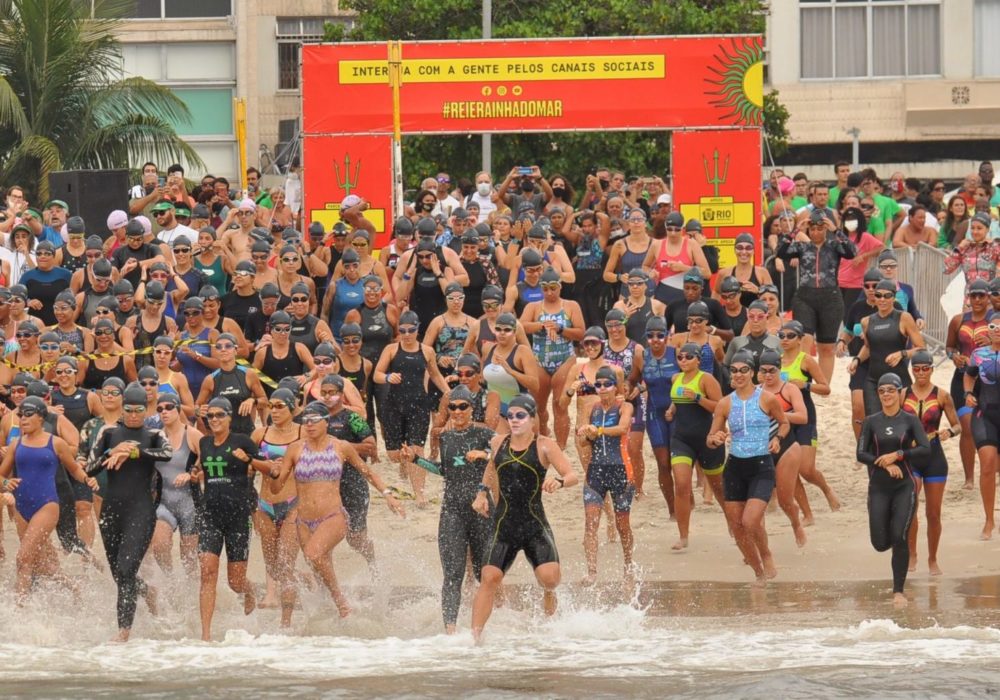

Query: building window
[277,17,354,91]
[108,0,232,18]
[800,0,940,80]
[976,0,1000,77]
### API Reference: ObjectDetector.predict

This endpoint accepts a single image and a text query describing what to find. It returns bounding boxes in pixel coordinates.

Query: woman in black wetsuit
[86,383,173,641]
[470,394,578,643]
[430,385,494,634]
[193,397,267,641]
[856,279,924,415]
[856,372,931,608]
[373,310,451,507]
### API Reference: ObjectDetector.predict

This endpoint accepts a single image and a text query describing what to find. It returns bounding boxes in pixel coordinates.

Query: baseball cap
[151,199,175,213]
[656,193,672,206]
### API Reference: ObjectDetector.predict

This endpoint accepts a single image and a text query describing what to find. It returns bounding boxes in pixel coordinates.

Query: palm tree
[0,0,204,201]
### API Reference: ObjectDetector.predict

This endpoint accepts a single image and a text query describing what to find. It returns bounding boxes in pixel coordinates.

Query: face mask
[844,219,859,232]
[552,187,566,199]
[477,182,491,197]
[520,180,535,193]
[421,202,435,212]
[610,228,623,237]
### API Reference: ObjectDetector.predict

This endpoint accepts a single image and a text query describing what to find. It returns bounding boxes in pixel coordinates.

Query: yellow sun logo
[706,37,764,127]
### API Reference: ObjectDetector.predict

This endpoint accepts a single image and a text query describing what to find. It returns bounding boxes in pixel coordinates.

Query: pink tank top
[654,238,693,289]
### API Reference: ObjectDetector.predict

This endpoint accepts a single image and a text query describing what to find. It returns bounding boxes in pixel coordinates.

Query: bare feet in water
[793,525,807,548]
[580,573,597,587]
[762,554,777,580]
[543,589,557,616]
[893,592,908,608]
[928,559,943,576]
[671,538,688,551]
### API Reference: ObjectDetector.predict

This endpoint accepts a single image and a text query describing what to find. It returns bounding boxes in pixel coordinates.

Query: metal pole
[389,41,405,220]
[847,127,860,169]
[481,0,492,175]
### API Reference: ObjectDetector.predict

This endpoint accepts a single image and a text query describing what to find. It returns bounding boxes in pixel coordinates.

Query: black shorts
[199,503,251,562]
[71,478,94,503]
[485,526,559,573]
[773,433,798,462]
[382,401,431,451]
[340,465,370,534]
[912,439,948,483]
[724,454,776,502]
[849,360,869,392]
[671,433,726,475]
[794,422,817,447]
[792,286,844,344]
[972,410,1000,450]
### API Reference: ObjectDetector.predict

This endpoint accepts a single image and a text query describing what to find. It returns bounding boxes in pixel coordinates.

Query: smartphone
[518,167,533,176]
[158,176,166,187]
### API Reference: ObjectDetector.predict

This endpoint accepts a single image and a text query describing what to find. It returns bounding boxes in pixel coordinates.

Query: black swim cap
[449,385,475,403]
[508,394,537,416]
[123,382,147,407]
[877,373,903,389]
[207,397,233,414]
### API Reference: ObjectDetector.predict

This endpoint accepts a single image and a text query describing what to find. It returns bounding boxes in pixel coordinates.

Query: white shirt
[432,195,461,218]
[157,223,198,246]
[0,246,36,286]
[467,192,497,223]
[284,173,302,214]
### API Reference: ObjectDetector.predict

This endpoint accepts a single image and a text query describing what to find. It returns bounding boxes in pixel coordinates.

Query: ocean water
[4,576,1000,698]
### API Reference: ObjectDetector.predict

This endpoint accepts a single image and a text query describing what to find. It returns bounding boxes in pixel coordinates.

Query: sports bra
[295,439,343,483]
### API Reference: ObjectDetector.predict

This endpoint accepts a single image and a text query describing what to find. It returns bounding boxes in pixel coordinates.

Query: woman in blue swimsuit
[0,396,96,602]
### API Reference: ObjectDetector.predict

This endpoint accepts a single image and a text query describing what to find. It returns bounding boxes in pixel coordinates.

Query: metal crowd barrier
[763,243,959,351]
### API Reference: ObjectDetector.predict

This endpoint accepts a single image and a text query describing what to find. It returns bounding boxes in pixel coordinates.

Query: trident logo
[703,149,729,197]
[333,153,362,197]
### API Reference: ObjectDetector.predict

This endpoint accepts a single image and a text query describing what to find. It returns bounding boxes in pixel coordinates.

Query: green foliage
[763,89,790,159]
[326,0,788,189]
[0,0,203,202]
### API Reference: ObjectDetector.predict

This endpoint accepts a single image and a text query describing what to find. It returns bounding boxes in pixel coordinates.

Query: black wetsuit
[325,408,374,534]
[87,424,172,630]
[863,309,910,414]
[381,346,432,451]
[437,425,494,626]
[208,366,255,436]
[485,437,559,573]
[198,433,259,561]
[856,409,930,594]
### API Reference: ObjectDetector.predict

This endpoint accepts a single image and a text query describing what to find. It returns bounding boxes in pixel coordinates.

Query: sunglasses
[206,411,229,420]
[154,211,171,218]
[101,389,122,397]
[456,370,476,378]
[271,325,291,334]
[594,380,616,389]
[645,331,666,340]
[94,329,114,337]
[215,343,235,351]
[989,323,1000,332]
[448,402,471,411]
[291,296,310,303]
[156,404,177,413]
[777,332,799,340]
[507,410,530,421]
[314,357,334,365]
[123,406,146,414]
[40,343,60,351]
[873,292,895,300]
[399,326,418,334]
[677,353,698,361]
[301,414,326,425]
[730,365,753,375]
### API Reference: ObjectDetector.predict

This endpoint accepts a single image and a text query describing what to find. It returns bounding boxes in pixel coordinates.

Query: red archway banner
[302,36,764,135]
[302,36,764,246]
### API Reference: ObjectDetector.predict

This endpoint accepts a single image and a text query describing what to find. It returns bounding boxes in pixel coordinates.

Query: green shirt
[873,193,899,230]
